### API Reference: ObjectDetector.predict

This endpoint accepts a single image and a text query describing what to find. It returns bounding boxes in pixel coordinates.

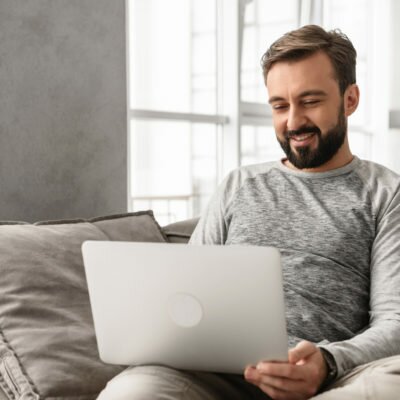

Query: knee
[97,370,159,400]
[367,355,400,376]
[311,356,400,400]
[96,366,191,400]
[361,358,400,400]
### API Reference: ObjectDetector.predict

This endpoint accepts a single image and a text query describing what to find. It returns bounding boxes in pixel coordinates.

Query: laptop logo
[167,293,203,328]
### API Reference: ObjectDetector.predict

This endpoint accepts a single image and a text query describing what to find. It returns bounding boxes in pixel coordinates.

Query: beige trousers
[313,355,400,400]
[97,355,400,400]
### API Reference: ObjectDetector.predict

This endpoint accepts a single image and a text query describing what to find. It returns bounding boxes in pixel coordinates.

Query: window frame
[127,0,378,222]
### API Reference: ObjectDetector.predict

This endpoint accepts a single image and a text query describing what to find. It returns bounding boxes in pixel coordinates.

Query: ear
[344,84,360,117]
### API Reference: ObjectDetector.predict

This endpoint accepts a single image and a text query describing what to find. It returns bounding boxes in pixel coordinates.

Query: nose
[287,106,307,131]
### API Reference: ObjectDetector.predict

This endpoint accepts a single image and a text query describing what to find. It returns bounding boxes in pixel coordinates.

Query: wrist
[319,348,338,390]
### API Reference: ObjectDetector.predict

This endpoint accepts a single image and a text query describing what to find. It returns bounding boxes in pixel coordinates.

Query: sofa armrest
[162,218,199,243]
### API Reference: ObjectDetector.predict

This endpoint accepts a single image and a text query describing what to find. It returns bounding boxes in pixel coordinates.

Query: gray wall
[0,0,127,222]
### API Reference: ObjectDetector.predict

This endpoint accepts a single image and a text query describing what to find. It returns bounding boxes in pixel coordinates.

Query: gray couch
[0,211,198,400]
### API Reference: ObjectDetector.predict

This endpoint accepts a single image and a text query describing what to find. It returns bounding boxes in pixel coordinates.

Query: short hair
[261,25,357,95]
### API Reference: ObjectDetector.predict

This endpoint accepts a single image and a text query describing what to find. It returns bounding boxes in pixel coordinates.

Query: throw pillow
[0,211,167,400]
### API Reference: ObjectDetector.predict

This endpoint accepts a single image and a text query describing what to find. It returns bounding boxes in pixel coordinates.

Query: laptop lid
[82,241,288,374]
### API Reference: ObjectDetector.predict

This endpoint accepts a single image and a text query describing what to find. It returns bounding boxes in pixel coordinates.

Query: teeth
[292,133,314,141]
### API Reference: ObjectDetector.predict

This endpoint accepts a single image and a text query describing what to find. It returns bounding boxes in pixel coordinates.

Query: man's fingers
[257,374,307,392]
[246,343,324,399]
[256,361,303,380]
[244,365,260,384]
[288,340,317,364]
[245,368,304,400]
[245,362,317,399]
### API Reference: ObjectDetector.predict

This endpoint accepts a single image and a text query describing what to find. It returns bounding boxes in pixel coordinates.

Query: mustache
[285,126,321,139]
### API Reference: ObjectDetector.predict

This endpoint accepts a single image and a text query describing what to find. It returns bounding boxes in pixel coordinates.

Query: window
[128,0,381,224]
[129,0,220,225]
[240,0,299,165]
[321,0,373,160]
[241,0,300,103]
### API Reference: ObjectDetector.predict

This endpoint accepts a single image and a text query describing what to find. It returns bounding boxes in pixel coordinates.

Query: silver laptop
[82,241,288,374]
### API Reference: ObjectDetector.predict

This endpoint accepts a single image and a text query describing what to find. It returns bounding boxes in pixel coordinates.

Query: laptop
[82,241,288,374]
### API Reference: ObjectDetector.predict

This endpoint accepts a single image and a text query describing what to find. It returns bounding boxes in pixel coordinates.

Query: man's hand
[244,341,328,400]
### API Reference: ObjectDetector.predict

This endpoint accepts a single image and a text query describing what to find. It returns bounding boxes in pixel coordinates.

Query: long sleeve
[320,185,400,377]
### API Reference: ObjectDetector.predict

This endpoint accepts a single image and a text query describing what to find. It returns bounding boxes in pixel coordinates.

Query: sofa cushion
[0,211,167,400]
[162,218,199,243]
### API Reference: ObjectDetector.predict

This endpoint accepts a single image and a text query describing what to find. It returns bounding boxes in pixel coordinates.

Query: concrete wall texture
[0,0,127,222]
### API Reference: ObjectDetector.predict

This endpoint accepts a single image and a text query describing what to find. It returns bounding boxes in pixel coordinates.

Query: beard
[277,106,347,169]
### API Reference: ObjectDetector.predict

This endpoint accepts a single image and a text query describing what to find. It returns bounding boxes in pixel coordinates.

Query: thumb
[288,340,317,364]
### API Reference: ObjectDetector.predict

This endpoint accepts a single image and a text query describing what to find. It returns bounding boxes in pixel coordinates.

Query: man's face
[278,103,347,169]
[266,51,350,170]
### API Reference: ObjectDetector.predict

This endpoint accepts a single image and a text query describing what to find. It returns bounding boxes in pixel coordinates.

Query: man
[98,25,400,400]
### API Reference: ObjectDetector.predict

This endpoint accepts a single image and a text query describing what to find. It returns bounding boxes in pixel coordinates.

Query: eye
[303,99,320,106]
[272,104,288,111]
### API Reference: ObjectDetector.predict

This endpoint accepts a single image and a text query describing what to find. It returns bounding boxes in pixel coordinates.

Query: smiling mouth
[290,132,316,142]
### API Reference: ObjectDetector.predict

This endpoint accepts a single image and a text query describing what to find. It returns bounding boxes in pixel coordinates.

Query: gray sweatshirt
[189,156,400,378]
